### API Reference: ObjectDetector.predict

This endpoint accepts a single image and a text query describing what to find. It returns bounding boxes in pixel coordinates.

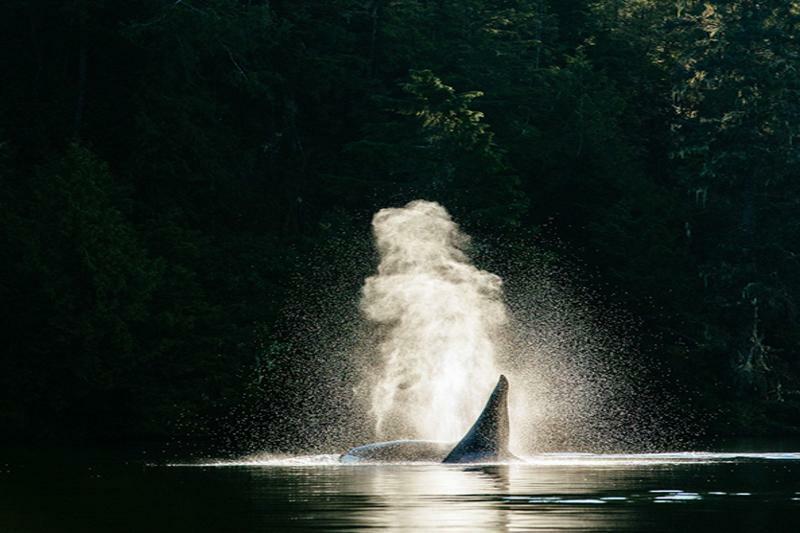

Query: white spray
[361,200,507,442]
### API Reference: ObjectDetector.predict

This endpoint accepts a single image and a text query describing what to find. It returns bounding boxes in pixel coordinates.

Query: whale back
[442,375,513,463]
[340,440,452,463]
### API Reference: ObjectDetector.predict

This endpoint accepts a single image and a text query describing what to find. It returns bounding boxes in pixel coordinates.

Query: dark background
[1,0,799,447]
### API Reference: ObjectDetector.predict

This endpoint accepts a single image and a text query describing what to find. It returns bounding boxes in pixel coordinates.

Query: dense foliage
[1,0,799,444]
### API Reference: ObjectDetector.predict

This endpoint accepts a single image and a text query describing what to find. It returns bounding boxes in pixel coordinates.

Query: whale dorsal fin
[442,375,513,463]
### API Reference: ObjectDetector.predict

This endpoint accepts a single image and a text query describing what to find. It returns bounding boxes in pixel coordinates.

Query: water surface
[3,448,800,531]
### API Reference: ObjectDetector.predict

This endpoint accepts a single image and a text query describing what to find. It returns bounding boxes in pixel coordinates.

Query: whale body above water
[341,375,517,463]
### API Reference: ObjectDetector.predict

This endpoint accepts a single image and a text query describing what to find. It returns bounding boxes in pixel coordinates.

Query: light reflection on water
[220,452,800,531]
[3,452,800,531]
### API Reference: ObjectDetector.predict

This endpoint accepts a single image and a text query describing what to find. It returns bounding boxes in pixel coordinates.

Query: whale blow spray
[361,200,507,442]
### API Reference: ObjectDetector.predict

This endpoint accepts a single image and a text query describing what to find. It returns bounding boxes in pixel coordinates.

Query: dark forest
[2,0,800,447]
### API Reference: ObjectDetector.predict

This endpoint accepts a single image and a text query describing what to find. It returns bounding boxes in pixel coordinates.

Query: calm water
[3,446,800,532]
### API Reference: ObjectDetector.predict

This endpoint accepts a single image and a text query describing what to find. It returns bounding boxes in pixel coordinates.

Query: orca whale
[340,375,517,463]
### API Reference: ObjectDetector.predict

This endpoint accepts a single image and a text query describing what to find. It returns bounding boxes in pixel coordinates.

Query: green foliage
[1,144,160,436]
[2,0,800,444]
[345,68,526,227]
[668,0,800,399]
